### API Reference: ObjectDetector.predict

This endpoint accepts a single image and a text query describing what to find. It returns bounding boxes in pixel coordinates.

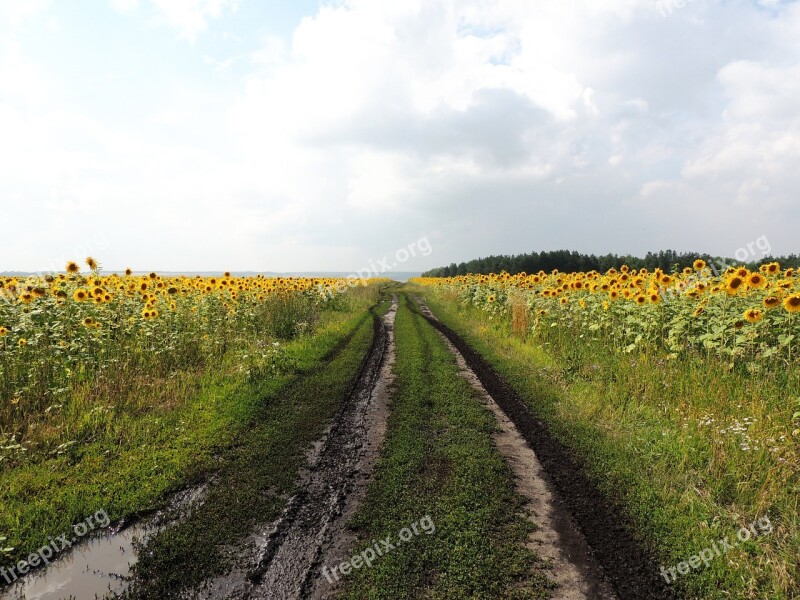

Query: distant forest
[421,249,800,277]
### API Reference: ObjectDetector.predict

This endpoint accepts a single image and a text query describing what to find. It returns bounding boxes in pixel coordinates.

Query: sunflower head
[86,256,98,270]
[784,295,800,313]
[0,326,8,337]
[693,259,707,271]
[763,296,780,309]
[744,308,764,324]
[747,273,767,289]
[73,288,89,302]
[66,261,80,274]
[726,276,745,295]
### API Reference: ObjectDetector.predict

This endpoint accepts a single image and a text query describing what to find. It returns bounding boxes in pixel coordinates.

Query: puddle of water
[0,522,158,600]
[0,484,207,600]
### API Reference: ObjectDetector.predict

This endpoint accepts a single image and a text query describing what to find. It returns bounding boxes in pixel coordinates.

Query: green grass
[0,286,384,577]
[339,294,553,599]
[415,285,799,600]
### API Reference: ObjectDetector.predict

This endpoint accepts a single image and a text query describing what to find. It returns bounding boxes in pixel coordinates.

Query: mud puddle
[0,485,207,600]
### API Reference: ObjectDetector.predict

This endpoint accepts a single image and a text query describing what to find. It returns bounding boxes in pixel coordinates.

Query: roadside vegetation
[413,273,799,600]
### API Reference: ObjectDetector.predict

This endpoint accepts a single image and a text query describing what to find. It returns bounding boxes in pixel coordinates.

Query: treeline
[422,249,800,277]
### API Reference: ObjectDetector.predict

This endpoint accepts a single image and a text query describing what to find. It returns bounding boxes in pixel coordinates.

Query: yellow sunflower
[747,273,767,289]
[763,296,780,309]
[744,308,763,323]
[783,294,800,313]
[73,288,89,302]
[726,276,745,296]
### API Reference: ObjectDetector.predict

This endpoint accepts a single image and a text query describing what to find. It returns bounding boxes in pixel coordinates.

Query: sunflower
[766,262,781,275]
[747,273,767,289]
[559,297,568,305]
[726,276,745,295]
[487,294,496,302]
[763,296,780,309]
[744,308,764,323]
[73,288,89,302]
[66,261,80,274]
[649,292,661,304]
[635,295,647,305]
[0,326,8,336]
[693,306,705,318]
[83,317,95,327]
[693,259,707,271]
[86,256,98,270]
[125,268,133,276]
[783,294,800,313]
[18,338,27,347]
[609,290,620,300]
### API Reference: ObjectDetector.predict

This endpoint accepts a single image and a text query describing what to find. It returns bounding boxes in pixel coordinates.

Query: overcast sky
[1,0,798,273]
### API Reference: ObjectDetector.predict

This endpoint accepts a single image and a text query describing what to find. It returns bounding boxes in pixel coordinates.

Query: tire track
[198,297,397,600]
[410,295,673,600]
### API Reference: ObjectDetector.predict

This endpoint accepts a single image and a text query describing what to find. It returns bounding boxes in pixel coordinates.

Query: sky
[1,0,798,274]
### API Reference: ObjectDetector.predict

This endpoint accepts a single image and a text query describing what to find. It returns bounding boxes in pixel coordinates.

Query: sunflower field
[414,263,800,598]
[414,261,800,365]
[0,258,377,458]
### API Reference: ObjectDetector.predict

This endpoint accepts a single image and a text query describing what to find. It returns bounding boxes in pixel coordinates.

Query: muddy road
[194,297,398,599]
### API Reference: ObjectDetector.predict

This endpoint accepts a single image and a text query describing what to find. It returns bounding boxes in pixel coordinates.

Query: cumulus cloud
[1,0,799,271]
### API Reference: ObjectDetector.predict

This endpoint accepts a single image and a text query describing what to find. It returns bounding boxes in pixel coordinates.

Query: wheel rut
[194,297,397,600]
[410,295,673,600]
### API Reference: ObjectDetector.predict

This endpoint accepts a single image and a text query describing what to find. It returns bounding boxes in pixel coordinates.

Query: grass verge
[415,285,798,600]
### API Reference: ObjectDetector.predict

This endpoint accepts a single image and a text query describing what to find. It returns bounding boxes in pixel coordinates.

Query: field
[413,263,800,599]
[1,260,798,600]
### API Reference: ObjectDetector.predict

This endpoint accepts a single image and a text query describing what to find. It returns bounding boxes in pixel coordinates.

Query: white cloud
[2,0,800,271]
[148,0,238,41]
[109,0,139,14]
